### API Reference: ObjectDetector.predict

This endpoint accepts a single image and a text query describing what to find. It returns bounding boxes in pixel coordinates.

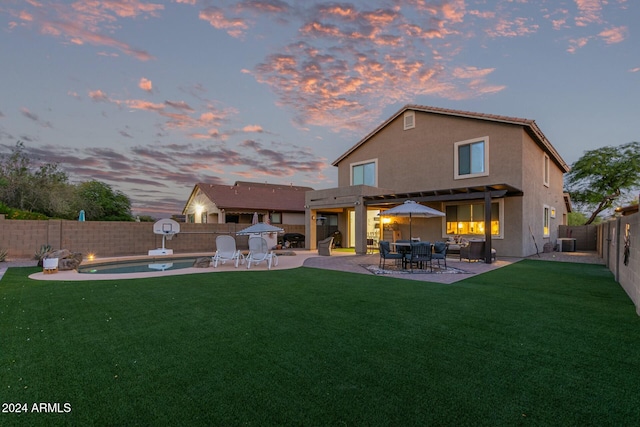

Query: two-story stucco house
[305,105,571,258]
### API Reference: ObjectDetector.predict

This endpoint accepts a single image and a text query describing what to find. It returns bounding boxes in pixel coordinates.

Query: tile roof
[333,104,570,172]
[194,181,313,212]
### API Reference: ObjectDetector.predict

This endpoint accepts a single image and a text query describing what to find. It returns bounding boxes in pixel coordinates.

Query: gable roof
[187,181,313,213]
[333,104,570,172]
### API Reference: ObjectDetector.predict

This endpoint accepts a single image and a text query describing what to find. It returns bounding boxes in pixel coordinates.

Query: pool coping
[27,251,324,281]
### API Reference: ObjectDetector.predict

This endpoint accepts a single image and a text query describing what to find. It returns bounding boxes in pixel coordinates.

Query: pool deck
[1,249,604,284]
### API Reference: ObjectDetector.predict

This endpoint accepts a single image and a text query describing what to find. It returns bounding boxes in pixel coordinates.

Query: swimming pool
[77,257,203,274]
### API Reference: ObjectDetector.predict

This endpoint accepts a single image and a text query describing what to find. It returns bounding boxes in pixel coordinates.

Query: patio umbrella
[236,222,284,235]
[252,212,259,225]
[78,210,85,221]
[379,200,445,240]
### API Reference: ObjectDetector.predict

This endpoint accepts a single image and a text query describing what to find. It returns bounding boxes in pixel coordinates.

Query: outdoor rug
[361,263,471,275]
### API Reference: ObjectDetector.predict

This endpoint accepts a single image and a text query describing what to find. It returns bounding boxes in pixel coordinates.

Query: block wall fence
[596,215,640,316]
[0,217,305,259]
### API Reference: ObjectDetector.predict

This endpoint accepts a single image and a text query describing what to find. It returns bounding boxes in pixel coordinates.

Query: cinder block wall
[605,215,639,316]
[0,217,305,259]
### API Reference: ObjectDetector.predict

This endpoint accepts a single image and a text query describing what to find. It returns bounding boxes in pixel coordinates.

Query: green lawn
[1,260,639,426]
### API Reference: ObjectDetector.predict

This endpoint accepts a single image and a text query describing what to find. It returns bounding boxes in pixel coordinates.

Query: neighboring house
[305,105,571,258]
[615,203,639,217]
[183,181,313,225]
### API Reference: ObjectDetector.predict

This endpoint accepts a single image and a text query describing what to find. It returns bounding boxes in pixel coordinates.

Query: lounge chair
[378,241,404,270]
[212,235,244,267]
[246,237,278,269]
[318,237,334,256]
[460,240,497,262]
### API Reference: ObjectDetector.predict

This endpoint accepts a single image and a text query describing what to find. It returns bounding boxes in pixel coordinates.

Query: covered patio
[305,183,524,263]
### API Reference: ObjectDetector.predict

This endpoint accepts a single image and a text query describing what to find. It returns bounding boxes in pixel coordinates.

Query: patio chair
[459,240,498,262]
[212,235,244,268]
[318,237,334,256]
[432,241,447,269]
[378,241,403,270]
[406,242,432,272]
[246,237,278,270]
[460,240,484,262]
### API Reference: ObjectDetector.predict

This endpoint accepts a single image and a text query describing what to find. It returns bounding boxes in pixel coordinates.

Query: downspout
[484,191,492,264]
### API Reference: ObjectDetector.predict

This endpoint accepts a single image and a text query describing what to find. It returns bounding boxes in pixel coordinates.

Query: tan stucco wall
[519,132,567,255]
[337,112,528,192]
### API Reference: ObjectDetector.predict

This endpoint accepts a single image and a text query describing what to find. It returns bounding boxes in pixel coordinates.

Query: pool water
[77,258,202,274]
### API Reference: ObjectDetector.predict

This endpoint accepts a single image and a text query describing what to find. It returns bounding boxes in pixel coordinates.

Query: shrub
[34,244,52,261]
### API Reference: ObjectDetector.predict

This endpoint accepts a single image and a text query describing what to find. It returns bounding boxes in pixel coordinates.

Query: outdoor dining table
[390,241,433,270]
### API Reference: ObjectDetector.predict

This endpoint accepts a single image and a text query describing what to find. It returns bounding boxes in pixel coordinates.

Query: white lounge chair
[246,237,278,270]
[212,235,244,268]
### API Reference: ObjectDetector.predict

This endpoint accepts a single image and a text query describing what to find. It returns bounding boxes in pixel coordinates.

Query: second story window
[351,160,377,186]
[454,137,489,179]
[543,153,550,187]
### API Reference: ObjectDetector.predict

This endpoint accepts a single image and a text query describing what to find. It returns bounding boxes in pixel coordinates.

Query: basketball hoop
[149,219,181,255]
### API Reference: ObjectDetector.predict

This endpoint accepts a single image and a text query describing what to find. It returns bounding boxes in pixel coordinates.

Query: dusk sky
[1,0,637,217]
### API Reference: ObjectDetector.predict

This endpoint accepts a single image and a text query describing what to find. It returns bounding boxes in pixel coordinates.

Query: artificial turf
[1,260,638,426]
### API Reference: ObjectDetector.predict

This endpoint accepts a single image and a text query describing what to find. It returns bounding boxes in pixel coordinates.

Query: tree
[76,180,133,221]
[565,141,640,225]
[0,142,76,217]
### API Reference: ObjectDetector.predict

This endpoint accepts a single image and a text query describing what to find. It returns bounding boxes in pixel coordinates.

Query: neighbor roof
[187,181,313,213]
[333,104,570,172]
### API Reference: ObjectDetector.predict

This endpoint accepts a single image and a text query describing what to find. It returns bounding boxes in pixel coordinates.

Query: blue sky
[0,0,637,217]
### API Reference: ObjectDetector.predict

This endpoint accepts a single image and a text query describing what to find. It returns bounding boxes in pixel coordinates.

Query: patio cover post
[354,198,367,254]
[484,191,493,264]
[306,208,317,250]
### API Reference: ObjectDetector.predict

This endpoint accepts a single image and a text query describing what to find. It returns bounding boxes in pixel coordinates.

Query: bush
[0,202,49,220]
[34,244,52,261]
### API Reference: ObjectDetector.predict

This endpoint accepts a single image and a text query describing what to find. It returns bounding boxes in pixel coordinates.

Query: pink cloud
[243,125,264,133]
[89,90,110,102]
[39,19,154,61]
[574,0,603,26]
[19,10,34,21]
[452,67,495,79]
[486,17,539,38]
[10,1,158,61]
[599,26,627,44]
[567,36,590,53]
[199,6,249,38]
[70,0,164,21]
[236,0,291,15]
[139,78,153,92]
[126,100,165,112]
